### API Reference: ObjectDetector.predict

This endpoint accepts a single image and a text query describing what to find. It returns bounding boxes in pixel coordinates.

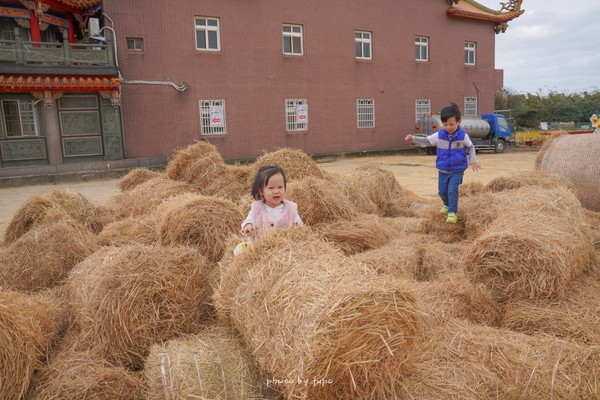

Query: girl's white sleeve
[294,213,303,226]
[241,210,254,229]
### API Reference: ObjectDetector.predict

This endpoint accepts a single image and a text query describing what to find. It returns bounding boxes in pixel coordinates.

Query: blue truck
[414,113,513,154]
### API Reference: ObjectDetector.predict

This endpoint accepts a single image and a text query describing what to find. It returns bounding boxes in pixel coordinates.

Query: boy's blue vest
[436,128,469,171]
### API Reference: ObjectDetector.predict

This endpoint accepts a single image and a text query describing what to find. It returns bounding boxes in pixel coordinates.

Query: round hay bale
[117,168,164,191]
[421,203,467,243]
[215,228,424,400]
[227,163,254,187]
[254,147,329,182]
[166,140,224,181]
[144,325,266,400]
[535,132,600,211]
[0,290,68,400]
[286,176,358,224]
[66,244,217,370]
[465,211,596,302]
[459,181,485,197]
[4,189,104,245]
[345,164,420,217]
[27,348,144,400]
[0,220,98,291]
[314,213,397,255]
[397,319,600,400]
[97,214,158,246]
[157,193,243,262]
[332,173,380,215]
[484,170,575,193]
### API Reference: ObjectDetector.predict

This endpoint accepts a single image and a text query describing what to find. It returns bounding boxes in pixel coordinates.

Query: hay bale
[465,208,596,302]
[97,214,159,246]
[117,167,164,191]
[397,319,600,400]
[332,173,380,215]
[4,189,105,245]
[421,203,467,243]
[144,325,266,400]
[0,290,68,400]
[27,348,144,400]
[313,213,397,255]
[287,176,358,224]
[66,244,217,370]
[254,147,328,182]
[215,228,423,400]
[485,170,575,193]
[166,140,224,182]
[0,220,98,291]
[459,181,485,197]
[501,275,600,345]
[535,132,600,210]
[157,193,243,262]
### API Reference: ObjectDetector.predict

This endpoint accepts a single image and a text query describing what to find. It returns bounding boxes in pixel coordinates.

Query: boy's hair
[251,165,287,200]
[440,102,462,123]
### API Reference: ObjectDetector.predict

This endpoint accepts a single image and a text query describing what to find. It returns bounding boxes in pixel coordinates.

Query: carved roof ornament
[446,0,524,34]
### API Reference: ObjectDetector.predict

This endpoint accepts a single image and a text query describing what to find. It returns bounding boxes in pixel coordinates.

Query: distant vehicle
[414,113,513,154]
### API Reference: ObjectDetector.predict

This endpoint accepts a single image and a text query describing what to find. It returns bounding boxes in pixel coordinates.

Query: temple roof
[0,74,120,92]
[447,0,524,33]
[53,0,101,10]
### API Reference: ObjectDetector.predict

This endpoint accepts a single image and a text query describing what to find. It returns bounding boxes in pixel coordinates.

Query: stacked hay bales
[97,214,159,246]
[215,228,423,400]
[254,147,329,182]
[66,244,218,370]
[117,167,164,191]
[144,325,266,400]
[535,132,600,211]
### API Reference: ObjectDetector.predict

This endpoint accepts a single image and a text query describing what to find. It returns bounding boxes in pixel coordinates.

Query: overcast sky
[477,0,600,94]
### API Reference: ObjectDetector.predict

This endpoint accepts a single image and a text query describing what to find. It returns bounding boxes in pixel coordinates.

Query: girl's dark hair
[251,165,287,200]
[440,102,462,122]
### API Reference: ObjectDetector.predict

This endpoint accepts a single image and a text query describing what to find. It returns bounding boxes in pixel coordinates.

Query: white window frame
[415,36,429,61]
[126,37,144,52]
[355,31,372,60]
[195,17,221,51]
[464,97,478,116]
[199,100,226,135]
[282,24,303,55]
[285,99,308,132]
[464,41,476,65]
[1,99,38,137]
[415,99,431,122]
[357,99,375,128]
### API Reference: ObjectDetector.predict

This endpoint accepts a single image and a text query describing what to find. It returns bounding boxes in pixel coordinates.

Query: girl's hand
[404,134,414,142]
[470,163,481,172]
[240,223,255,235]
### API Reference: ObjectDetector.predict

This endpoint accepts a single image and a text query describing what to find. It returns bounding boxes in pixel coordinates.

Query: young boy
[405,103,480,223]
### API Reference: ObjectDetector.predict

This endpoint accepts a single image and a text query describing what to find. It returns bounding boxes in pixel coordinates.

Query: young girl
[240,165,303,236]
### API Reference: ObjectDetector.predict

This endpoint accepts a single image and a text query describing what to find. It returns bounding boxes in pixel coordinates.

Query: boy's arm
[464,134,481,171]
[405,132,438,147]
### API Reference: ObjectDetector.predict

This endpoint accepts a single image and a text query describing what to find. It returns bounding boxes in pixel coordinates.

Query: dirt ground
[0,149,540,242]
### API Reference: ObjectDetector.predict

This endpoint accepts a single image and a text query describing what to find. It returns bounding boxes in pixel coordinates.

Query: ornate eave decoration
[446,0,524,33]
[0,74,120,92]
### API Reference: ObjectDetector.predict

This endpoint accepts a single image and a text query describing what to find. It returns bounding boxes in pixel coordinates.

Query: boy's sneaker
[446,212,458,224]
[440,206,449,215]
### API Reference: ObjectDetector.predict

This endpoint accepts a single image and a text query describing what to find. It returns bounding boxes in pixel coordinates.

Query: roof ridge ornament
[499,0,523,12]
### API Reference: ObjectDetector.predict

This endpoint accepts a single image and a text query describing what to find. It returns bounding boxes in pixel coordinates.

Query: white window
[195,17,220,51]
[282,24,303,55]
[464,41,476,65]
[415,36,429,61]
[199,100,226,135]
[355,31,372,59]
[415,99,431,122]
[464,97,478,116]
[1,100,38,137]
[285,99,308,131]
[126,37,144,51]
[357,99,375,128]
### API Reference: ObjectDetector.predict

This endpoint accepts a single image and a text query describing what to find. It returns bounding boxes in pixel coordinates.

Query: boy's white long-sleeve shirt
[241,202,303,229]
[412,132,477,165]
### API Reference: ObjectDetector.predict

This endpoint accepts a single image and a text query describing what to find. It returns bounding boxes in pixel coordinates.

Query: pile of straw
[254,147,329,182]
[421,205,467,243]
[535,132,600,211]
[215,228,423,400]
[144,325,266,400]
[459,181,485,197]
[166,140,224,181]
[0,290,68,400]
[27,348,144,400]
[4,189,106,244]
[287,176,358,224]
[333,173,380,214]
[98,214,158,246]
[484,170,575,193]
[0,220,98,291]
[67,244,217,370]
[156,193,243,262]
[117,167,164,191]
[397,318,600,399]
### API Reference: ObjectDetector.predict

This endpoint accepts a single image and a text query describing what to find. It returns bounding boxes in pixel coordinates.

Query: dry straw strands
[156,193,243,262]
[144,326,265,400]
[397,319,600,400]
[0,290,68,400]
[97,214,159,246]
[166,140,224,182]
[535,132,600,211]
[4,189,105,245]
[0,220,98,291]
[117,167,164,191]
[254,147,329,182]
[27,348,144,400]
[484,170,575,193]
[216,228,423,400]
[66,244,217,370]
